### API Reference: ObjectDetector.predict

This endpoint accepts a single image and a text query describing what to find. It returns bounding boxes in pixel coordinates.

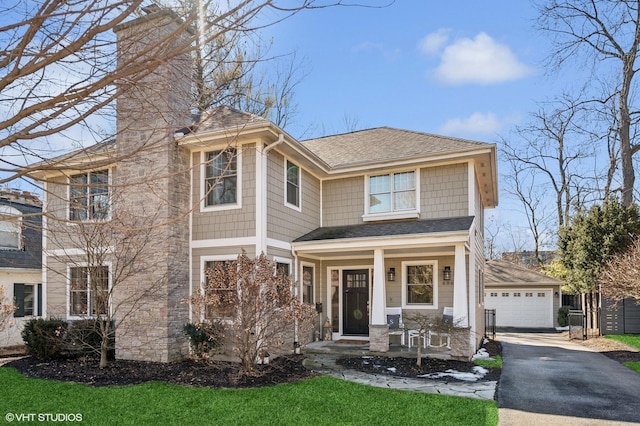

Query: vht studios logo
[5,413,83,422]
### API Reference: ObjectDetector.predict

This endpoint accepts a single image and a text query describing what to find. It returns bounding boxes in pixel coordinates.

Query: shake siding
[192,246,253,288]
[266,151,320,242]
[420,164,468,219]
[322,176,364,226]
[191,145,256,241]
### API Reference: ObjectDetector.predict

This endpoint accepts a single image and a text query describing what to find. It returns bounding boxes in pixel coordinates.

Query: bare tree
[501,154,556,265]
[536,0,640,206]
[192,251,316,374]
[0,0,348,185]
[0,286,16,335]
[44,198,168,368]
[600,237,640,303]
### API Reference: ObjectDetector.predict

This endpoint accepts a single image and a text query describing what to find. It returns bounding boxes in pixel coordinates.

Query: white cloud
[433,32,531,85]
[440,112,502,135]
[418,29,451,55]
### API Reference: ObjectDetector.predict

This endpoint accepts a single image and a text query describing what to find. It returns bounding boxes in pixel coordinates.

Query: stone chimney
[112,8,192,362]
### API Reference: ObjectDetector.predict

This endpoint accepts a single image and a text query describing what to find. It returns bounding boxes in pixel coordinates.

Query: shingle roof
[293,216,474,242]
[192,106,270,134]
[485,260,563,286]
[300,127,492,169]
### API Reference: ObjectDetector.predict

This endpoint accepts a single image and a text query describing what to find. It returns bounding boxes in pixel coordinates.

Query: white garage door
[484,289,553,328]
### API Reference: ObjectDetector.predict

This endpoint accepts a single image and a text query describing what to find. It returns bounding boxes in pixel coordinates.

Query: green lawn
[605,334,640,350]
[605,335,640,375]
[474,355,502,369]
[0,367,497,426]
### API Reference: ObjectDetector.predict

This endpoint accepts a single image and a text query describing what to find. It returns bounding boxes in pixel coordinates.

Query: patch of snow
[471,347,494,361]
[417,366,489,382]
[387,367,396,373]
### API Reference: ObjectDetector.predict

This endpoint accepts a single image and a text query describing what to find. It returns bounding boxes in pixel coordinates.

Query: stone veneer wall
[112,10,192,362]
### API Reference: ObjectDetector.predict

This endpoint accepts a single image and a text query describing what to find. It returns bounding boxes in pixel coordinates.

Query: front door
[343,269,369,335]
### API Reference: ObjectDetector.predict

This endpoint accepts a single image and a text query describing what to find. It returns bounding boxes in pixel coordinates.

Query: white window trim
[0,206,22,250]
[401,260,438,309]
[300,262,315,304]
[66,262,112,320]
[200,255,238,322]
[200,148,242,212]
[66,168,112,223]
[284,158,302,212]
[273,256,292,277]
[362,169,420,222]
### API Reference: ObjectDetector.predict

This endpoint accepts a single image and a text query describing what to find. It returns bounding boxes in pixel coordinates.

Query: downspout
[256,133,284,255]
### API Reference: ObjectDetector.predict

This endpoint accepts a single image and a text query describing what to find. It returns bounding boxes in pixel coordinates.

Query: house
[0,189,42,347]
[28,8,498,362]
[484,260,562,329]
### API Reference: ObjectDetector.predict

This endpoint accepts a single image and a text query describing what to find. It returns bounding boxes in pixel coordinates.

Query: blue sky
[266,1,559,141]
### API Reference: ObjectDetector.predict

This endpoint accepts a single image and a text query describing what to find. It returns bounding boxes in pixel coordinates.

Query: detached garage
[485,260,563,329]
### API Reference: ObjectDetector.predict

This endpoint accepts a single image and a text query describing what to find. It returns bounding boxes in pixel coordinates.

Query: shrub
[67,319,115,359]
[183,322,224,358]
[21,318,68,360]
[558,306,571,327]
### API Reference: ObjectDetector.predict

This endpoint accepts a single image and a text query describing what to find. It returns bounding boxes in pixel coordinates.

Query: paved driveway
[497,331,640,425]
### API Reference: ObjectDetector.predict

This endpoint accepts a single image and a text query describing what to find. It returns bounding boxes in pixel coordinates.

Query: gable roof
[301,127,494,169]
[485,260,563,286]
[294,216,475,243]
[191,106,271,134]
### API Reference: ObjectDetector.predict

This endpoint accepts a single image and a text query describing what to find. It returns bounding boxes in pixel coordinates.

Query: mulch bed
[3,340,504,388]
[335,339,502,382]
[3,354,316,388]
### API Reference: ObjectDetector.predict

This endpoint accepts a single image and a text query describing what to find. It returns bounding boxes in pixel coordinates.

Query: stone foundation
[368,324,389,352]
[451,327,472,360]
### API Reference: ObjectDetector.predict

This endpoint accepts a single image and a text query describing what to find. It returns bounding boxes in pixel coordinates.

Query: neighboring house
[485,260,562,328]
[28,8,498,362]
[0,189,42,347]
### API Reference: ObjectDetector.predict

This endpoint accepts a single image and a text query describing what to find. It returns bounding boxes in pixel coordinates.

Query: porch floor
[303,340,452,360]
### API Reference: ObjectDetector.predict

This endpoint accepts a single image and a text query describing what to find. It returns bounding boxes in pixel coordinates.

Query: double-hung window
[366,170,418,219]
[402,261,437,308]
[69,266,109,317]
[0,206,22,250]
[205,149,237,207]
[203,260,236,318]
[285,160,300,209]
[69,170,109,221]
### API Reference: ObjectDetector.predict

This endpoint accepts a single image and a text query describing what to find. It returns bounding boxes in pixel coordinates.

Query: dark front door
[343,269,369,335]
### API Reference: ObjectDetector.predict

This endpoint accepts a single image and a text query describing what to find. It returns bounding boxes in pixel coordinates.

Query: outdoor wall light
[387,267,396,281]
[443,266,452,282]
[554,291,559,297]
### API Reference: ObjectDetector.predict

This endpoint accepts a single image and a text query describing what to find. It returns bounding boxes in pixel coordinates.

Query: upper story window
[205,149,238,208]
[69,170,109,221]
[365,170,419,221]
[285,160,301,209]
[0,206,22,250]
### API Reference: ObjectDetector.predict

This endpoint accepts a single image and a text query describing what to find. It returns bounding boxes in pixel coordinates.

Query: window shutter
[13,283,24,317]
[37,284,42,316]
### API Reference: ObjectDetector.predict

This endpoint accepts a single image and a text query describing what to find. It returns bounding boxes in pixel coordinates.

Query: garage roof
[485,260,563,286]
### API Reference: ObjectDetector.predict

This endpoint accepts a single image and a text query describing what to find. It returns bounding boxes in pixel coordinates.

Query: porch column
[369,248,389,352]
[453,243,468,327]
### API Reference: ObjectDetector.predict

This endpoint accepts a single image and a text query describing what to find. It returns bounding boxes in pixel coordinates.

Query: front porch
[292,217,478,357]
[304,339,453,360]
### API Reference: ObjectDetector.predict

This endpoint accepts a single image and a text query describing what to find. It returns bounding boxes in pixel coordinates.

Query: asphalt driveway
[497,331,640,425]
